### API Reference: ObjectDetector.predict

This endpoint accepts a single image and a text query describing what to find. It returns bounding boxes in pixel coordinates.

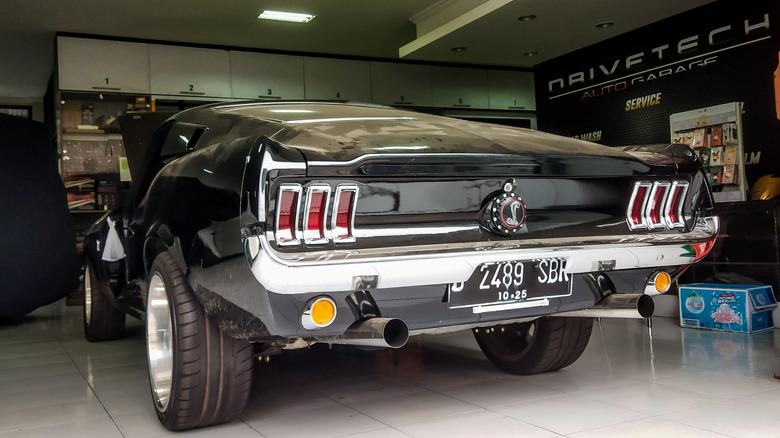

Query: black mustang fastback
[82,101,718,430]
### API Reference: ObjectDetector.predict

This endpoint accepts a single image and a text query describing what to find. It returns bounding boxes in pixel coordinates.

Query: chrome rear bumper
[244,216,718,295]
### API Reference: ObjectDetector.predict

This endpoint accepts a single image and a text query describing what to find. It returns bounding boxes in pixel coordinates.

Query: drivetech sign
[534,0,779,184]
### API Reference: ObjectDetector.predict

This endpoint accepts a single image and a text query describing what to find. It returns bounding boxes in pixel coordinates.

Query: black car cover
[0,113,79,320]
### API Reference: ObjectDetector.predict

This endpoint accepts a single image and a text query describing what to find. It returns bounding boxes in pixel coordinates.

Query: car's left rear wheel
[146,251,254,430]
[83,260,125,342]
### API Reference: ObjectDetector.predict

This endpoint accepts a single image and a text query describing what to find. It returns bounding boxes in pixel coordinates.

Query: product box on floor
[679,283,776,333]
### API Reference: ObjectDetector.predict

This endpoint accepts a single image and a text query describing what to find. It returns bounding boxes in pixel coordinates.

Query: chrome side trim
[258,147,306,222]
[246,216,719,294]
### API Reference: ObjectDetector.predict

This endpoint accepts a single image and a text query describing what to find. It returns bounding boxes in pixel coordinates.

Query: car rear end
[235,106,718,344]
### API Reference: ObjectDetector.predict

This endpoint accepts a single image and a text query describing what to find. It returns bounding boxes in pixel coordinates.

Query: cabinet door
[58,37,150,93]
[431,67,489,109]
[370,62,432,107]
[149,45,231,98]
[488,70,536,111]
[304,58,371,101]
[230,52,305,100]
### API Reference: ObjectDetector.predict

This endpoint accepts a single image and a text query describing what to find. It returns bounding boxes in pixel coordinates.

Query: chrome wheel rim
[146,272,173,413]
[84,264,92,326]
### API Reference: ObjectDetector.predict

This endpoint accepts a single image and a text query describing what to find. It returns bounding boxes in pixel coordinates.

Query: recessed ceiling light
[257,10,315,23]
[595,21,614,28]
[518,15,537,21]
[451,46,467,52]
[524,51,538,56]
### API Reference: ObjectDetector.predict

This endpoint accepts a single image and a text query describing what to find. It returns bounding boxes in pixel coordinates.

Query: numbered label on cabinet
[304,57,371,101]
[229,51,304,100]
[149,44,231,97]
[58,37,150,93]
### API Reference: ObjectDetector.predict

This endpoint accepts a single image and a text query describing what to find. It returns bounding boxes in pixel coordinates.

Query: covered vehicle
[83,102,718,430]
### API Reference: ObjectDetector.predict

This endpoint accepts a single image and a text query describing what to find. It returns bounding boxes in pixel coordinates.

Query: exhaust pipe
[557,294,655,319]
[318,318,409,349]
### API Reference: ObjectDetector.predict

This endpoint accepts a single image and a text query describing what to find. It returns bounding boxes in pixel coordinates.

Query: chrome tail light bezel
[645,181,671,229]
[664,181,689,229]
[627,182,652,230]
[274,183,359,246]
[302,184,331,245]
[332,185,359,244]
[627,180,689,231]
[275,184,303,246]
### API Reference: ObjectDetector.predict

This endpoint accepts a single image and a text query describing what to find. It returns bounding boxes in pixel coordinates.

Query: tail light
[627,182,651,229]
[333,185,358,243]
[646,182,670,228]
[303,185,330,244]
[627,180,688,230]
[275,183,358,246]
[276,185,302,246]
[664,181,689,228]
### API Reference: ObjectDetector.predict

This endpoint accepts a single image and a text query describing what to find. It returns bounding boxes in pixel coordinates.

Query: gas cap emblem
[484,179,527,235]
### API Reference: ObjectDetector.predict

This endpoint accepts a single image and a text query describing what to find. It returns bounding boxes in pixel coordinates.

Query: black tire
[83,260,125,341]
[146,251,254,431]
[474,316,593,375]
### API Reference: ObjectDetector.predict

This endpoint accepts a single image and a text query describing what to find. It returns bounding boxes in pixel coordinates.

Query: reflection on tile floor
[0,301,778,437]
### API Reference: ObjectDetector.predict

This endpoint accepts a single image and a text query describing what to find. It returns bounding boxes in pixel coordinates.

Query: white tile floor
[1,302,778,437]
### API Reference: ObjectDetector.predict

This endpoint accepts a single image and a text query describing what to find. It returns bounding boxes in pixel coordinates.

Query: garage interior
[1,0,779,437]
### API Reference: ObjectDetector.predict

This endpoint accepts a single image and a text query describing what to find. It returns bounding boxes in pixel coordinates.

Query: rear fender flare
[143,228,187,278]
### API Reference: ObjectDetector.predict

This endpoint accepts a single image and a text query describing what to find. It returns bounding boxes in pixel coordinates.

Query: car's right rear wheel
[473,316,593,375]
[146,251,254,430]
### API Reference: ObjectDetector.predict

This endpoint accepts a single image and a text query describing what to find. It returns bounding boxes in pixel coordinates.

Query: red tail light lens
[276,185,301,245]
[664,181,689,228]
[333,185,358,243]
[627,182,651,229]
[645,182,670,228]
[303,185,330,244]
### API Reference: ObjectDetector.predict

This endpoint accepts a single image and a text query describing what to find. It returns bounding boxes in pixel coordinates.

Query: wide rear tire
[83,260,125,341]
[474,316,593,375]
[146,251,254,430]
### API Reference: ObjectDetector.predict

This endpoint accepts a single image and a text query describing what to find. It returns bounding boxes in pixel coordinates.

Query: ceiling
[0,0,714,99]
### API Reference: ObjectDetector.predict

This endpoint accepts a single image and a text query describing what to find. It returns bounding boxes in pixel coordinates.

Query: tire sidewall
[82,260,94,333]
[147,256,182,425]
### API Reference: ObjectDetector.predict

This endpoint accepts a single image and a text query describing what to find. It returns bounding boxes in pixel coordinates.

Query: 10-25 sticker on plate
[448,258,572,311]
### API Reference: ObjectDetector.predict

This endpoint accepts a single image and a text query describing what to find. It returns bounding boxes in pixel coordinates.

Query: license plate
[448,258,572,309]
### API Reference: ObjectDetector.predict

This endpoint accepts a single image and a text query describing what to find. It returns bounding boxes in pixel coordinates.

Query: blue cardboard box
[679,283,777,333]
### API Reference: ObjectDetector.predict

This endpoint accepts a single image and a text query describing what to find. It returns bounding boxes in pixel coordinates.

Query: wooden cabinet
[303,57,371,102]
[230,52,305,100]
[370,62,432,107]
[488,70,535,111]
[431,67,489,109]
[58,37,150,94]
[58,38,538,114]
[149,45,231,98]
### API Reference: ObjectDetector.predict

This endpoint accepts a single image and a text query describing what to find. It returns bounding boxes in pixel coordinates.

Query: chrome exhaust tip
[557,293,655,319]
[317,317,409,349]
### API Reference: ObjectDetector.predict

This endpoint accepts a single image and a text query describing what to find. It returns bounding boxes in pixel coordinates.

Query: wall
[0,97,45,123]
[534,0,780,187]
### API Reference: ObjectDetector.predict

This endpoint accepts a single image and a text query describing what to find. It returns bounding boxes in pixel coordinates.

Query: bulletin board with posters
[670,102,748,202]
